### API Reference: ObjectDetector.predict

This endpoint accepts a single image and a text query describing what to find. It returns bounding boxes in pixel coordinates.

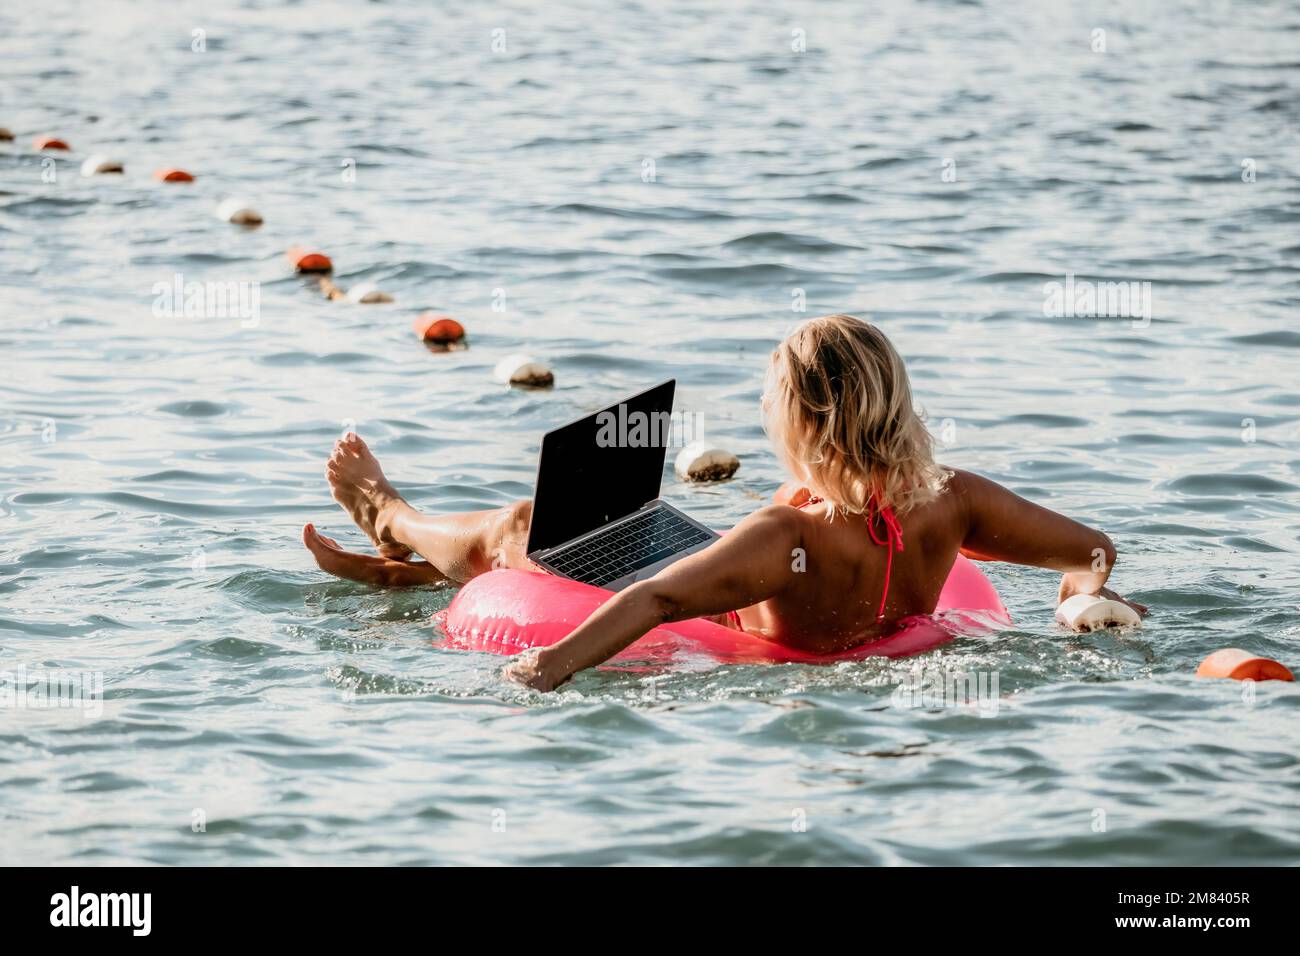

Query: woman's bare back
[736,473,971,652]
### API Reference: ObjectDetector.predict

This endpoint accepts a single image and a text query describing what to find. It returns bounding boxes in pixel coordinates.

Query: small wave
[545,202,737,222]
[258,351,375,367]
[157,400,229,418]
[722,231,861,253]
[1228,331,1300,348]
[1164,473,1297,495]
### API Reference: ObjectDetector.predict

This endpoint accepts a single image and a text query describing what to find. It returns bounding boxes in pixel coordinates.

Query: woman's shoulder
[933,467,984,506]
[936,467,1009,508]
[902,467,974,528]
[745,502,810,534]
[937,466,971,490]
[926,467,1014,532]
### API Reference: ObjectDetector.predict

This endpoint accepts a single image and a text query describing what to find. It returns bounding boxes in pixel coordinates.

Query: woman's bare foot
[326,433,411,561]
[303,524,448,587]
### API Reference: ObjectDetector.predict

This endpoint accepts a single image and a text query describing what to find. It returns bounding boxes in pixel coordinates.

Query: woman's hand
[1058,574,1148,618]
[1096,586,1148,618]
[1058,570,1103,604]
[502,649,563,692]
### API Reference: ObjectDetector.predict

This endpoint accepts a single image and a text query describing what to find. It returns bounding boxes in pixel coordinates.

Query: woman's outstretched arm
[951,469,1145,614]
[503,506,801,691]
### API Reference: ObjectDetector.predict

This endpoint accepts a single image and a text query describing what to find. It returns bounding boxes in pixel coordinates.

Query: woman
[304,314,1145,691]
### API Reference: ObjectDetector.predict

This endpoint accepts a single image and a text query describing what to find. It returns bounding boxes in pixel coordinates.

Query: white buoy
[1055,593,1142,632]
[493,354,553,387]
[675,441,740,482]
[215,198,262,225]
[0,128,13,142]
[345,283,394,304]
[80,154,124,175]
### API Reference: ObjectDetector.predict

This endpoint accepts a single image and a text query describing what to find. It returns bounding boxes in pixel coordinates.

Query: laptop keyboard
[545,507,714,588]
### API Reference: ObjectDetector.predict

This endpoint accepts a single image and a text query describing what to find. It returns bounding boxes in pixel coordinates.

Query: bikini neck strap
[800,494,903,623]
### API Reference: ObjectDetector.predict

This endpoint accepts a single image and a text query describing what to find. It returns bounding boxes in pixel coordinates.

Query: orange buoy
[773,481,813,508]
[286,245,332,273]
[1196,648,1294,682]
[33,135,70,151]
[412,313,466,343]
[154,167,195,182]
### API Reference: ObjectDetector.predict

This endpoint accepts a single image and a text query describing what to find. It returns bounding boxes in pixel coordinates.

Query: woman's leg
[311,433,533,585]
[379,497,533,583]
[303,525,451,587]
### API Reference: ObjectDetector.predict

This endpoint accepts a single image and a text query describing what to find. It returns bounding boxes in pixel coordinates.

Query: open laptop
[527,380,719,590]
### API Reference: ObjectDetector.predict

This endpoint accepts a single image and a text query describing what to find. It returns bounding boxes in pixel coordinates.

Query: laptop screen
[527,380,676,554]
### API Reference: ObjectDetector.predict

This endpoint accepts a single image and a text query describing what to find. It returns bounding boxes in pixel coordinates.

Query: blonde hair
[763,314,947,515]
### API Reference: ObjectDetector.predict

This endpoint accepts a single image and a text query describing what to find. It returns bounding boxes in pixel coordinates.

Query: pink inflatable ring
[435,555,1009,665]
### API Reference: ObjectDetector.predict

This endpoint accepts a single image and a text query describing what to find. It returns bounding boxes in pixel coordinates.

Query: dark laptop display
[526,379,718,590]
[527,380,675,554]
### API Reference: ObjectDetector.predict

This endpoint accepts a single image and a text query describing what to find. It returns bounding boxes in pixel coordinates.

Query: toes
[329,434,372,467]
[303,523,323,550]
[304,523,343,553]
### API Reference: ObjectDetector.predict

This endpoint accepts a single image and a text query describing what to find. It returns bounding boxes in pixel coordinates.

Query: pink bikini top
[799,494,905,623]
